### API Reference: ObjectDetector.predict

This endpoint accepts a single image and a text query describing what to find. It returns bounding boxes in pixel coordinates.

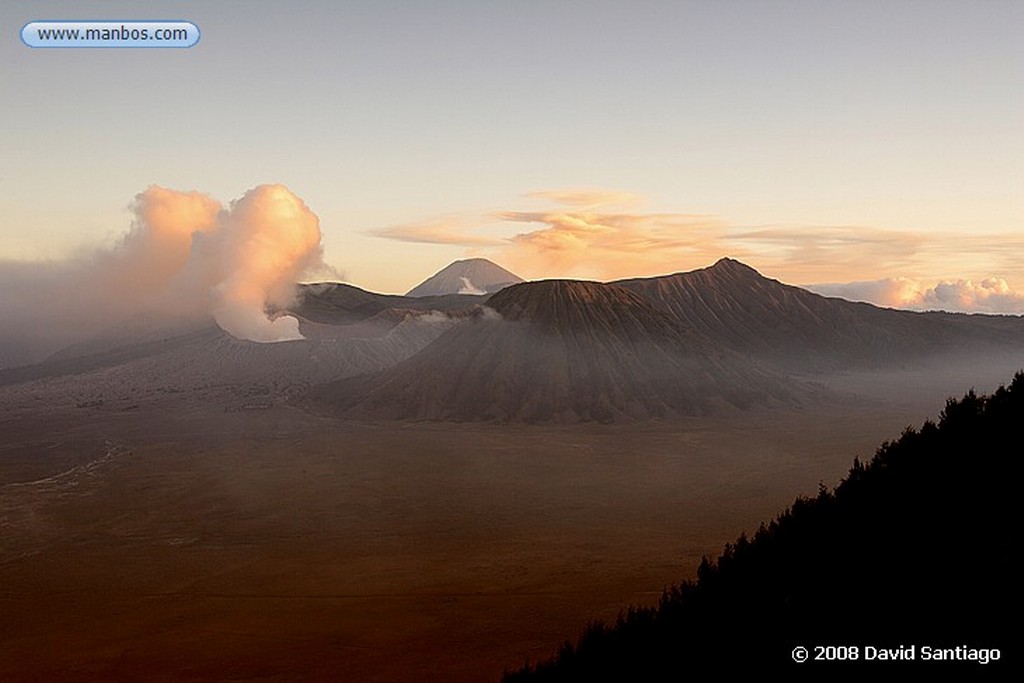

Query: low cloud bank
[808,277,1024,314]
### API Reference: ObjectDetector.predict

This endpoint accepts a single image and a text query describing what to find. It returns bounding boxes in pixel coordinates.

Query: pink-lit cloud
[371,217,505,247]
[524,188,640,208]
[371,188,1024,312]
[809,277,1024,314]
[191,185,324,342]
[0,184,330,367]
[373,191,936,282]
[726,225,928,283]
[495,210,728,280]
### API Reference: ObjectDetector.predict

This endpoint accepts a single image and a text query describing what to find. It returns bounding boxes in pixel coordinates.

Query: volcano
[615,258,1024,371]
[405,258,523,297]
[6,258,1021,423]
[311,279,801,423]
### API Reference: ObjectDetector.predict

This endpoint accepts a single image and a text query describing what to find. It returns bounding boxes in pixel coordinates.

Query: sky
[1,0,1022,309]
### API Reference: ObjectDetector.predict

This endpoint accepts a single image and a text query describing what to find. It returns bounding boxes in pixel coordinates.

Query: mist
[0,184,329,368]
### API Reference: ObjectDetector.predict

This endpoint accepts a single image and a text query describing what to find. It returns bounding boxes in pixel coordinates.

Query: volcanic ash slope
[312,280,803,423]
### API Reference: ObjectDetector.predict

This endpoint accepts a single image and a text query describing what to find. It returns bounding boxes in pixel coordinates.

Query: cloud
[809,277,1024,314]
[524,188,640,208]
[370,187,1024,306]
[370,217,505,247]
[192,185,324,342]
[727,225,928,283]
[374,189,928,283]
[0,184,331,368]
[496,210,727,280]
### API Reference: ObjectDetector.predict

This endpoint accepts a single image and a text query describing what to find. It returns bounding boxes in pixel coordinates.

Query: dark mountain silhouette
[405,258,523,297]
[308,279,802,423]
[616,258,1024,371]
[505,373,1019,679]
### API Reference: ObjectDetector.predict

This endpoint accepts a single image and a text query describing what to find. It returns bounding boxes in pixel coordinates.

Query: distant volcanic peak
[453,257,511,269]
[406,258,523,297]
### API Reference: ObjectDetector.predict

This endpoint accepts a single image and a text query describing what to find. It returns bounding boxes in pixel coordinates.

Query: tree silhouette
[506,372,1021,679]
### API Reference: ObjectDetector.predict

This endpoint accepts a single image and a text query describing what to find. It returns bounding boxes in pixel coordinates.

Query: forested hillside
[506,373,1020,678]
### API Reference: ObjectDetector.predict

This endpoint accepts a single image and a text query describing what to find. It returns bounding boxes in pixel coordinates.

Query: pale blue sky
[2,0,1021,293]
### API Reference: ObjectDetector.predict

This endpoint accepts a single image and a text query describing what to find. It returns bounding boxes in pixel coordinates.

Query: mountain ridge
[5,257,1023,423]
[615,257,1024,371]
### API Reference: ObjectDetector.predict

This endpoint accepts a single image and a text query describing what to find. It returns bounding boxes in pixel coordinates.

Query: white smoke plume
[185,185,324,342]
[457,276,485,295]
[0,184,330,368]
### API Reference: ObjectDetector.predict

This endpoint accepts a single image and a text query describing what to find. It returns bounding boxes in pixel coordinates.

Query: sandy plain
[0,361,1017,682]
